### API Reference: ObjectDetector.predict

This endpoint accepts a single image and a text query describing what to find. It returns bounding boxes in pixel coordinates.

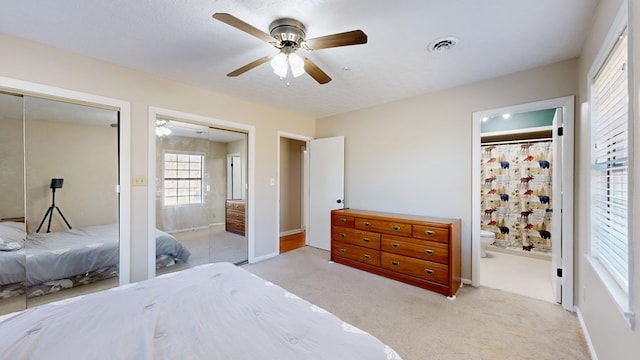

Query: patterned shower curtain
[480,140,553,253]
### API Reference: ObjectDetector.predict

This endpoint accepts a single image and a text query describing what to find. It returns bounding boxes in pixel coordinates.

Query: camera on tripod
[36,178,72,233]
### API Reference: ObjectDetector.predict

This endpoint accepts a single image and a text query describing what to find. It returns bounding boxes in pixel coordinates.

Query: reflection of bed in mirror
[0,221,26,300]
[0,262,401,359]
[0,221,190,299]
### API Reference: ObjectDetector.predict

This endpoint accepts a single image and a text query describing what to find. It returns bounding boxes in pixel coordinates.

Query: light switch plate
[133,175,147,186]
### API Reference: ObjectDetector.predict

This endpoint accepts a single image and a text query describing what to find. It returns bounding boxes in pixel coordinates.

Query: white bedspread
[0,263,402,360]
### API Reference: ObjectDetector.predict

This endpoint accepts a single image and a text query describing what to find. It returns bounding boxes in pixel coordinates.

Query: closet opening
[0,82,131,315]
[148,107,256,279]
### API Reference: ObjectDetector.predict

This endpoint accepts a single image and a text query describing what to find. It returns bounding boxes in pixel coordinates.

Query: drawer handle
[425,230,435,236]
[362,238,370,243]
[340,218,346,223]
[363,222,370,227]
[364,254,371,260]
[392,226,400,231]
[340,249,346,253]
[391,261,400,267]
[425,269,435,276]
[340,233,346,238]
[391,243,399,248]
[425,249,434,255]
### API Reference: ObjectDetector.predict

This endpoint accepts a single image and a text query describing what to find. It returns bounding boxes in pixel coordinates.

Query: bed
[0,262,402,359]
[0,222,190,298]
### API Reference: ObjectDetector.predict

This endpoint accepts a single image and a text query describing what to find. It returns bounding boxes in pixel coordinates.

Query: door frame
[276,131,312,252]
[148,107,255,277]
[471,96,574,311]
[0,76,132,284]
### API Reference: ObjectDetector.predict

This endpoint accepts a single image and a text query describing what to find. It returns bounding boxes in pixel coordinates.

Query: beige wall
[0,114,24,220]
[316,59,578,280]
[25,119,118,232]
[575,0,640,358]
[155,136,227,232]
[279,137,304,233]
[0,32,315,281]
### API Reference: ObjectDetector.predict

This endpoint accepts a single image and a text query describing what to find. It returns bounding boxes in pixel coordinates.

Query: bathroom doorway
[471,97,574,310]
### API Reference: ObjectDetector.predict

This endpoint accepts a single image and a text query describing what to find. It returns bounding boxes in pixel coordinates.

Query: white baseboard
[250,251,279,264]
[576,307,598,360]
[461,277,472,285]
[166,223,225,234]
[280,228,304,237]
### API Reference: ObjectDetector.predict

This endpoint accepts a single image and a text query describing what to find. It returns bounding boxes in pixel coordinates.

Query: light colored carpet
[243,246,590,360]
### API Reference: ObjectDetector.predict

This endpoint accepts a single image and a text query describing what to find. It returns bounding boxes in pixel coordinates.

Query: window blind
[590,29,629,291]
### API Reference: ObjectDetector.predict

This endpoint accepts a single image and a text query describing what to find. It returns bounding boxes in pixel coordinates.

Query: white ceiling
[0,0,598,118]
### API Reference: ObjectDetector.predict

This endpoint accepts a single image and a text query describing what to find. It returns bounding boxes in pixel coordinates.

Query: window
[589,17,635,327]
[163,152,204,206]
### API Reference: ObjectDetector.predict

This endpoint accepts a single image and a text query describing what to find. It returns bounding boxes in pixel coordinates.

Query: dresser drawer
[331,214,355,228]
[332,241,380,266]
[355,218,412,237]
[381,252,449,285]
[226,209,244,221]
[412,225,449,244]
[226,218,245,234]
[331,226,380,250]
[226,201,245,211]
[381,235,449,264]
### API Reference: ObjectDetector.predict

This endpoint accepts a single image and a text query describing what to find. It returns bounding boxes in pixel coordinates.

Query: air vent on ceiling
[428,36,459,53]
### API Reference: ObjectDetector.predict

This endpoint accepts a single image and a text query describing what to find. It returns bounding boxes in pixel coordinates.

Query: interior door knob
[336,199,342,204]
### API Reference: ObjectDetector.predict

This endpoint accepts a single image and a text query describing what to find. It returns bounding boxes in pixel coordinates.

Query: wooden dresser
[330,209,461,297]
[225,200,245,236]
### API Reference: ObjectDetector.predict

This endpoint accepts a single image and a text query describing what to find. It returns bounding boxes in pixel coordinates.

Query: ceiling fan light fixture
[270,52,288,78]
[289,53,305,78]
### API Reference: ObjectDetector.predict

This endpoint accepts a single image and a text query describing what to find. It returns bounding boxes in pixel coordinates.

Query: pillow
[0,221,26,251]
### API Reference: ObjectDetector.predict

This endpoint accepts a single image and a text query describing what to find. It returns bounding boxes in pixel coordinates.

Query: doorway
[471,97,574,311]
[277,132,312,253]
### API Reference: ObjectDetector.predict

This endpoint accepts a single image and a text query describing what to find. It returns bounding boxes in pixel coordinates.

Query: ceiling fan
[212,13,368,84]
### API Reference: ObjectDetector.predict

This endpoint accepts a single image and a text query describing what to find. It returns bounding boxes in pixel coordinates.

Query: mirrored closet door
[0,92,27,315]
[154,118,248,276]
[0,93,120,315]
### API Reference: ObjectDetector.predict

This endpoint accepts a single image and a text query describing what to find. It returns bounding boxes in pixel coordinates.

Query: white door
[551,108,563,303]
[308,136,345,250]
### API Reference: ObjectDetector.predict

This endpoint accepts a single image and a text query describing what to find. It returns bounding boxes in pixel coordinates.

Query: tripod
[36,186,72,233]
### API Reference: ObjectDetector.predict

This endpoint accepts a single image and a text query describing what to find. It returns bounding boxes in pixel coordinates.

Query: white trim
[576,307,599,360]
[251,251,279,263]
[277,131,313,253]
[280,228,305,237]
[472,96,575,311]
[148,107,256,277]
[0,76,132,285]
[585,0,635,328]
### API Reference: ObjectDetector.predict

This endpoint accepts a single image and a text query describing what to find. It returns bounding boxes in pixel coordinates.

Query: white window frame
[162,151,205,206]
[586,0,635,329]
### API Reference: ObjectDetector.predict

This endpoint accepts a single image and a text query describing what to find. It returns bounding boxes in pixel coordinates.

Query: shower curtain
[480,140,552,253]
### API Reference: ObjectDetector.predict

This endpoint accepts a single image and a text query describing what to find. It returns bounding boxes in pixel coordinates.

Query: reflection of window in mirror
[162,152,204,206]
[226,154,242,200]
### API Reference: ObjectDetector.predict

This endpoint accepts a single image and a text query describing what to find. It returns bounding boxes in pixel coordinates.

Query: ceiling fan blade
[305,30,367,50]
[303,58,332,84]
[212,13,274,44]
[227,56,272,77]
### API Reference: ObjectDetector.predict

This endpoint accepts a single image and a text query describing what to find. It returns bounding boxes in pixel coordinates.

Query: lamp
[270,47,305,79]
